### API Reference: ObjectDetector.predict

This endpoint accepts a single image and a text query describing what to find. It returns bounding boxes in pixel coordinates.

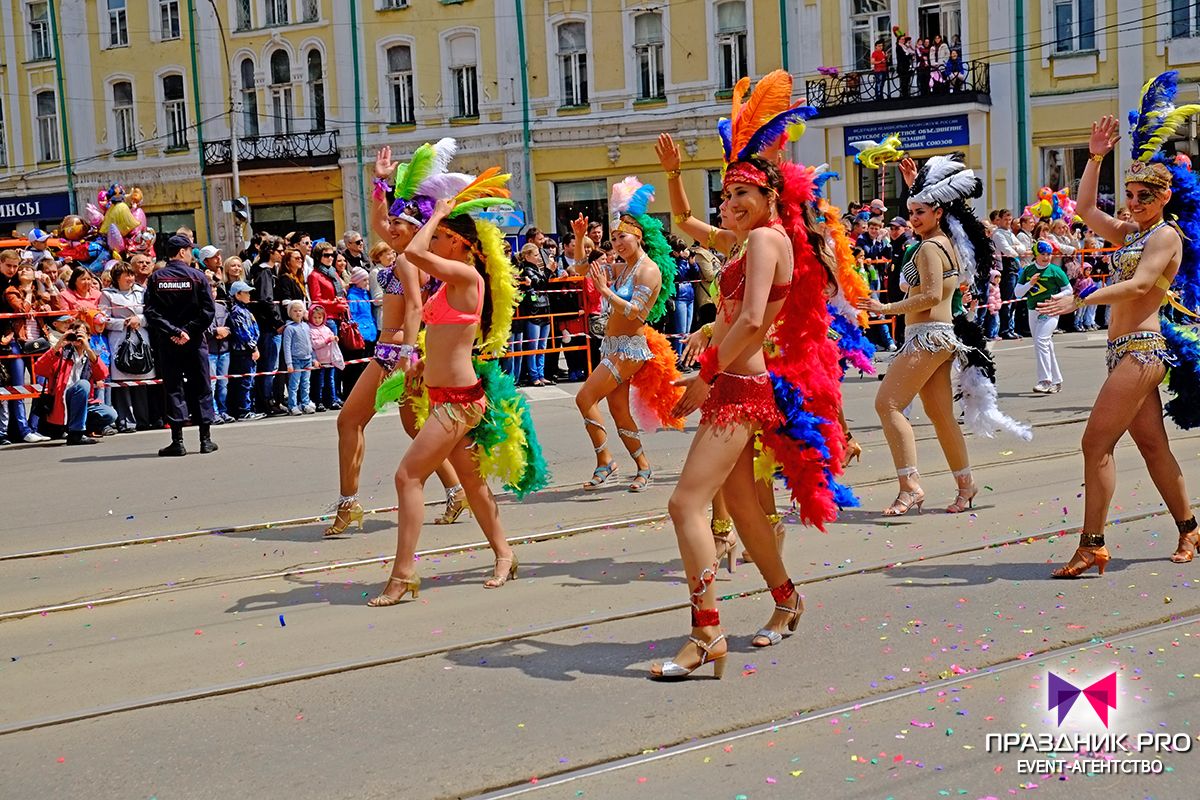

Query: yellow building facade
[0,0,800,250]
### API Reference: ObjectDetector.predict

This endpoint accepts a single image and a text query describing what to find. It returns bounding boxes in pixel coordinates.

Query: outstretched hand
[1089,116,1120,156]
[898,157,917,188]
[656,133,682,173]
[1037,294,1076,317]
[375,146,398,181]
[671,374,710,418]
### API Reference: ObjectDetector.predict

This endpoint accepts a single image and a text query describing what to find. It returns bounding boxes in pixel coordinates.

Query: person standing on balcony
[929,35,950,94]
[870,40,889,100]
[896,35,916,98]
[916,38,931,95]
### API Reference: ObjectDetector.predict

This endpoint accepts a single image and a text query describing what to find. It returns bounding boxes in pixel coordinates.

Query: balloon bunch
[1023,186,1077,222]
[849,134,906,170]
[65,184,155,272]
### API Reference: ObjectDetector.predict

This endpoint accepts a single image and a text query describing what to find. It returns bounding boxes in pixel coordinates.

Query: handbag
[20,337,49,355]
[30,387,53,420]
[114,328,154,375]
[338,318,365,351]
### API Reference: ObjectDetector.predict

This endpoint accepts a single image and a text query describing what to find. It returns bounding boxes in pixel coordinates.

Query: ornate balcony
[202,130,340,175]
[804,60,990,118]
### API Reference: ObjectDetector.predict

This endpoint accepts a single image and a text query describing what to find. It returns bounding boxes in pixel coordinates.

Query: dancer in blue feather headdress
[1036,71,1200,575]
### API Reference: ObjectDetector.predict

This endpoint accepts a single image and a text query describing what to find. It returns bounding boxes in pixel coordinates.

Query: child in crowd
[1015,240,1072,394]
[282,300,315,415]
[226,281,264,421]
[307,305,343,412]
[985,269,1002,340]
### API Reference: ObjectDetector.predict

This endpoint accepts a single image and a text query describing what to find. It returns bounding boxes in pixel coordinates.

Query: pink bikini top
[422,271,483,326]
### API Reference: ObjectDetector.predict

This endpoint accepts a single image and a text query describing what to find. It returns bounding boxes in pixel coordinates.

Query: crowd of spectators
[0,220,728,447]
[848,33,968,101]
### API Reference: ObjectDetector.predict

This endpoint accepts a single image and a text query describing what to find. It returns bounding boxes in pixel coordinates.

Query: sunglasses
[350,239,363,245]
[320,252,334,258]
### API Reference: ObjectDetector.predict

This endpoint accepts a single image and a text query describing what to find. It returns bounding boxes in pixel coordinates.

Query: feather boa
[635,211,677,325]
[1163,320,1200,429]
[829,308,877,375]
[822,201,870,324]
[629,327,686,431]
[375,370,407,413]
[756,160,852,528]
[471,359,551,499]
[955,362,1033,442]
[476,220,518,359]
[1165,157,1200,310]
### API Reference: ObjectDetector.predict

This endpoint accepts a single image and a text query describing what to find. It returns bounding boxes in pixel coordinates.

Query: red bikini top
[718,224,792,304]
[422,271,483,327]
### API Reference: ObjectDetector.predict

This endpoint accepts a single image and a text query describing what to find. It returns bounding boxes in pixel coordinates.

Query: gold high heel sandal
[484,554,519,588]
[842,436,863,467]
[433,485,470,525]
[741,514,786,565]
[1051,534,1110,578]
[324,498,364,536]
[712,518,738,574]
[945,468,978,514]
[366,574,421,606]
[1170,517,1199,564]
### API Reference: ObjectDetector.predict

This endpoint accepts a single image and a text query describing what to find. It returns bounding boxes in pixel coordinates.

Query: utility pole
[207,0,244,250]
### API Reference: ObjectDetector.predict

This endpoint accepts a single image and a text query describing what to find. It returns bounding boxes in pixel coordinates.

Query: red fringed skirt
[700,372,783,431]
[427,380,487,429]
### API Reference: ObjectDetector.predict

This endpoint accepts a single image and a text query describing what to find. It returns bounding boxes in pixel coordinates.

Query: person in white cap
[21,228,55,266]
[199,245,223,289]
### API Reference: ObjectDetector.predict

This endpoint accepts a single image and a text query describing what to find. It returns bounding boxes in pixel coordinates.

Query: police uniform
[145,254,217,437]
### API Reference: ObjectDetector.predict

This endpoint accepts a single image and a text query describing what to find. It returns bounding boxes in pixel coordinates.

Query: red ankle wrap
[770,579,796,605]
[691,608,720,627]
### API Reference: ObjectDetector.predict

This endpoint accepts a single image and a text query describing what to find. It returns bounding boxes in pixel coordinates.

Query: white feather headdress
[909,154,982,206]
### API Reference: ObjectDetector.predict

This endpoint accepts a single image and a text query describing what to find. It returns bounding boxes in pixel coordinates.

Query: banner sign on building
[0,192,72,226]
[844,114,970,157]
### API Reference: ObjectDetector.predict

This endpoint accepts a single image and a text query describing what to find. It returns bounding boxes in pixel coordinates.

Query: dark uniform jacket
[145,259,216,345]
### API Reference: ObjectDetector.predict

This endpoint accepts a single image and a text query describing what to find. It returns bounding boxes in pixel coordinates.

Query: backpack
[114,328,154,375]
[230,304,260,350]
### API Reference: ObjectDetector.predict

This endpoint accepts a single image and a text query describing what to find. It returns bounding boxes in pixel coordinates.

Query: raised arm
[568,214,590,275]
[370,146,403,247]
[1079,116,1138,244]
[1041,226,1178,317]
[656,133,738,254]
[404,199,482,286]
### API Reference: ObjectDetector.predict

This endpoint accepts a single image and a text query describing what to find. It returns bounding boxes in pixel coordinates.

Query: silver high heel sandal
[946,467,979,513]
[751,580,804,647]
[883,467,925,516]
[650,566,728,680]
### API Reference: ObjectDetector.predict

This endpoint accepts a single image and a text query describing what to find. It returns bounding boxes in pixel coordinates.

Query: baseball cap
[52,314,74,325]
[198,245,221,261]
[889,216,909,227]
[28,228,51,243]
[229,280,252,295]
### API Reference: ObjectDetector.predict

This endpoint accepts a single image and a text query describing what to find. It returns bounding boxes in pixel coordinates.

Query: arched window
[386,44,415,125]
[240,58,260,137]
[557,22,588,106]
[634,12,664,100]
[716,1,748,90]
[112,80,135,153]
[447,34,478,118]
[269,50,294,135]
[307,50,325,132]
[162,74,188,149]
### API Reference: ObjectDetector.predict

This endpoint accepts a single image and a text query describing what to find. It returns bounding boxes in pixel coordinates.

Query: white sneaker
[303,403,316,414]
[1049,383,1062,393]
[289,407,302,416]
[23,432,50,443]
[1032,382,1052,394]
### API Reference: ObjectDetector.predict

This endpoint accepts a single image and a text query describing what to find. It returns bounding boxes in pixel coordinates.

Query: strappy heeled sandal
[1170,517,1199,564]
[484,555,519,588]
[883,490,925,516]
[583,462,618,489]
[650,575,727,681]
[628,468,653,492]
[842,435,863,467]
[742,514,786,565]
[324,497,364,537]
[945,468,978,513]
[366,574,421,607]
[649,632,728,680]
[1051,534,1110,578]
[751,580,804,648]
[619,428,652,493]
[433,485,470,525]
[712,518,737,574]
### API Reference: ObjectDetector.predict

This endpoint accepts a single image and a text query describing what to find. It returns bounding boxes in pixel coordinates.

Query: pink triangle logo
[1048,671,1117,727]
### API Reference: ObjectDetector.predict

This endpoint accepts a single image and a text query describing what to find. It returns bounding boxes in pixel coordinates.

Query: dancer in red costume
[650,71,846,680]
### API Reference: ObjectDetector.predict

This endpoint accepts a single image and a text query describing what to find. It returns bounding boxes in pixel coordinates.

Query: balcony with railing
[202,130,339,175]
[804,60,990,118]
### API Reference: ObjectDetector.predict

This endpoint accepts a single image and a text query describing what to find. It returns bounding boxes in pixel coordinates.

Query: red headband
[723,162,769,189]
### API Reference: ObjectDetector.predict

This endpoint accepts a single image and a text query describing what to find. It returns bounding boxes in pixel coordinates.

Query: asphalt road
[2,332,1198,800]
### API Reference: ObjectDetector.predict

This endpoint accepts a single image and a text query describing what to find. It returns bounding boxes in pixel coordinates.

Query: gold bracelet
[1089,152,1105,163]
[701,322,714,340]
[706,228,719,250]
[666,169,681,179]
[673,210,691,225]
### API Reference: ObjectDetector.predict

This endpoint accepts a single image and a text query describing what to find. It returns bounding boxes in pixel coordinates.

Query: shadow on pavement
[443,637,660,681]
[883,556,1161,587]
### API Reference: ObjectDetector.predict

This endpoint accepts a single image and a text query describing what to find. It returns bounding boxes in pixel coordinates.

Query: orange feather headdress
[717,70,818,187]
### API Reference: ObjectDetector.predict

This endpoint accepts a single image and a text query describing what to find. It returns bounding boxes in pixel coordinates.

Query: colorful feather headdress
[908,152,982,206]
[609,175,655,237]
[717,70,818,187]
[389,138,457,221]
[607,176,677,325]
[1126,71,1200,189]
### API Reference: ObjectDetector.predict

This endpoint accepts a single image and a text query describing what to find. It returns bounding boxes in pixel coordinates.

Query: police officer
[145,234,218,456]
